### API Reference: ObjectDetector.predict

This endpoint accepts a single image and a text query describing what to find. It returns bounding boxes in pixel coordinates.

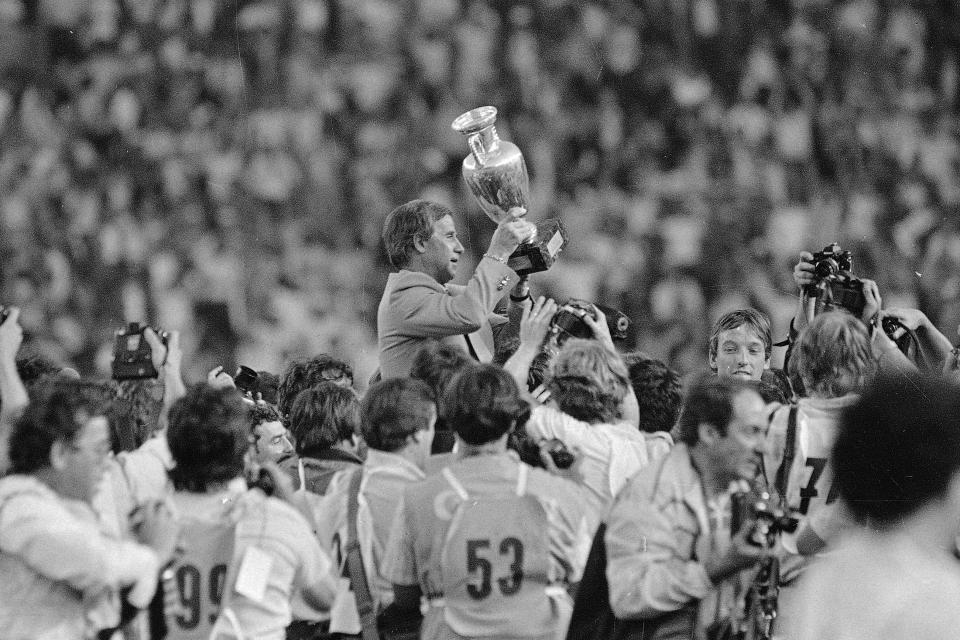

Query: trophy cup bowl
[452,106,566,276]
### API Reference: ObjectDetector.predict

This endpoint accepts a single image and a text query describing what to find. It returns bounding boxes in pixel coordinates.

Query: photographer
[789,250,915,376]
[605,375,770,637]
[505,297,644,527]
[0,384,178,639]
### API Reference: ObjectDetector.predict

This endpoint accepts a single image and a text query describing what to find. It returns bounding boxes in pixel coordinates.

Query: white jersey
[765,395,858,560]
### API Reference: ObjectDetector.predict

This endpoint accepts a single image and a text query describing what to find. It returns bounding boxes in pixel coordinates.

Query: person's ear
[50,439,70,471]
[697,422,721,446]
[708,350,717,371]
[412,234,428,254]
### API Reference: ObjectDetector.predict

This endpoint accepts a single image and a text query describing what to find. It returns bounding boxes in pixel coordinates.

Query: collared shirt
[525,405,649,525]
[605,445,741,638]
[0,475,160,639]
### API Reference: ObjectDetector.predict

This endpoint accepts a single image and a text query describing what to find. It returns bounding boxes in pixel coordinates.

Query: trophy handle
[468,134,487,167]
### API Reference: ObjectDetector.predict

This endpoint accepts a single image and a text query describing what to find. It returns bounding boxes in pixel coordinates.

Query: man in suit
[377,199,535,379]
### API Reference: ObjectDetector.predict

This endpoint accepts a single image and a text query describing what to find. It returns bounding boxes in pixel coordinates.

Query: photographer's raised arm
[143,329,185,432]
[792,251,816,333]
[504,296,557,394]
[583,307,640,429]
[0,307,27,474]
[883,308,953,369]
[870,318,917,374]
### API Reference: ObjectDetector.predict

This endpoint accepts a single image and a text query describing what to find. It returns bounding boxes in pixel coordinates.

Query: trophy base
[507,218,568,276]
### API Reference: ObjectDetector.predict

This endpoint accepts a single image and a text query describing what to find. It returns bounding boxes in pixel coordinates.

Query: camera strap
[773,406,799,502]
[346,468,380,640]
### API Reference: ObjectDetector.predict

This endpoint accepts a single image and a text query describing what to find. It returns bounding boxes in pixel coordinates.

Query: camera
[234,365,259,397]
[550,299,629,345]
[810,242,852,280]
[806,243,866,317]
[744,492,799,548]
[111,322,169,381]
[507,432,575,469]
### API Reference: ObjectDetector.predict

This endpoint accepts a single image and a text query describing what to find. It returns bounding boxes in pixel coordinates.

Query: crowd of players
[2,197,960,640]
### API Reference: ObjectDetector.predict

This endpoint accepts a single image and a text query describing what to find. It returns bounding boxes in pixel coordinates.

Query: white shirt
[525,405,649,525]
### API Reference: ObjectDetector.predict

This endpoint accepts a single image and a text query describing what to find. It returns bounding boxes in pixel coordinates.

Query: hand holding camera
[538,439,584,484]
[792,251,817,291]
[520,296,558,350]
[111,322,170,381]
[707,521,776,585]
[207,365,237,390]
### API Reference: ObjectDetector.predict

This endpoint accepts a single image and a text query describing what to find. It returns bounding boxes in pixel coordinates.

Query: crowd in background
[1,0,960,385]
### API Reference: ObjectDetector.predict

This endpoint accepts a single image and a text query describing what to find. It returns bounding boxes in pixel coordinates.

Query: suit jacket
[377,259,516,379]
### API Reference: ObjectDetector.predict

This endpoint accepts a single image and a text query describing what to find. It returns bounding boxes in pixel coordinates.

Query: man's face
[419,215,464,284]
[711,325,769,381]
[254,420,293,463]
[60,415,112,504]
[714,390,767,482]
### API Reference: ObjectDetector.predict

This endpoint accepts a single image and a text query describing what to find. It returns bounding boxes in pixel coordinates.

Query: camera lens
[814,257,839,279]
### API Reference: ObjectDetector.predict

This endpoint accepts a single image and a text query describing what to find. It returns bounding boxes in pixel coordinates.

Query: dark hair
[255,370,280,405]
[381,199,452,268]
[410,341,474,431]
[16,356,63,388]
[277,355,353,419]
[289,383,360,455]
[758,369,792,405]
[110,379,164,453]
[834,373,960,525]
[26,378,162,455]
[247,402,282,433]
[675,373,759,446]
[9,385,110,474]
[546,339,629,424]
[167,385,248,492]
[444,364,530,446]
[361,378,436,452]
[622,353,682,434]
[708,309,773,363]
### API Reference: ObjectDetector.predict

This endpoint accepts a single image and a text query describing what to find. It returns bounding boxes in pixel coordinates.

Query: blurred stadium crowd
[0,0,959,383]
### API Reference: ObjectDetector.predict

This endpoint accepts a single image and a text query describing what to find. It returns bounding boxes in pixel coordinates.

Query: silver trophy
[452,106,566,276]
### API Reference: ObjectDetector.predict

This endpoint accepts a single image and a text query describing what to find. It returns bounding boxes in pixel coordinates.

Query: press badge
[234,546,272,603]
